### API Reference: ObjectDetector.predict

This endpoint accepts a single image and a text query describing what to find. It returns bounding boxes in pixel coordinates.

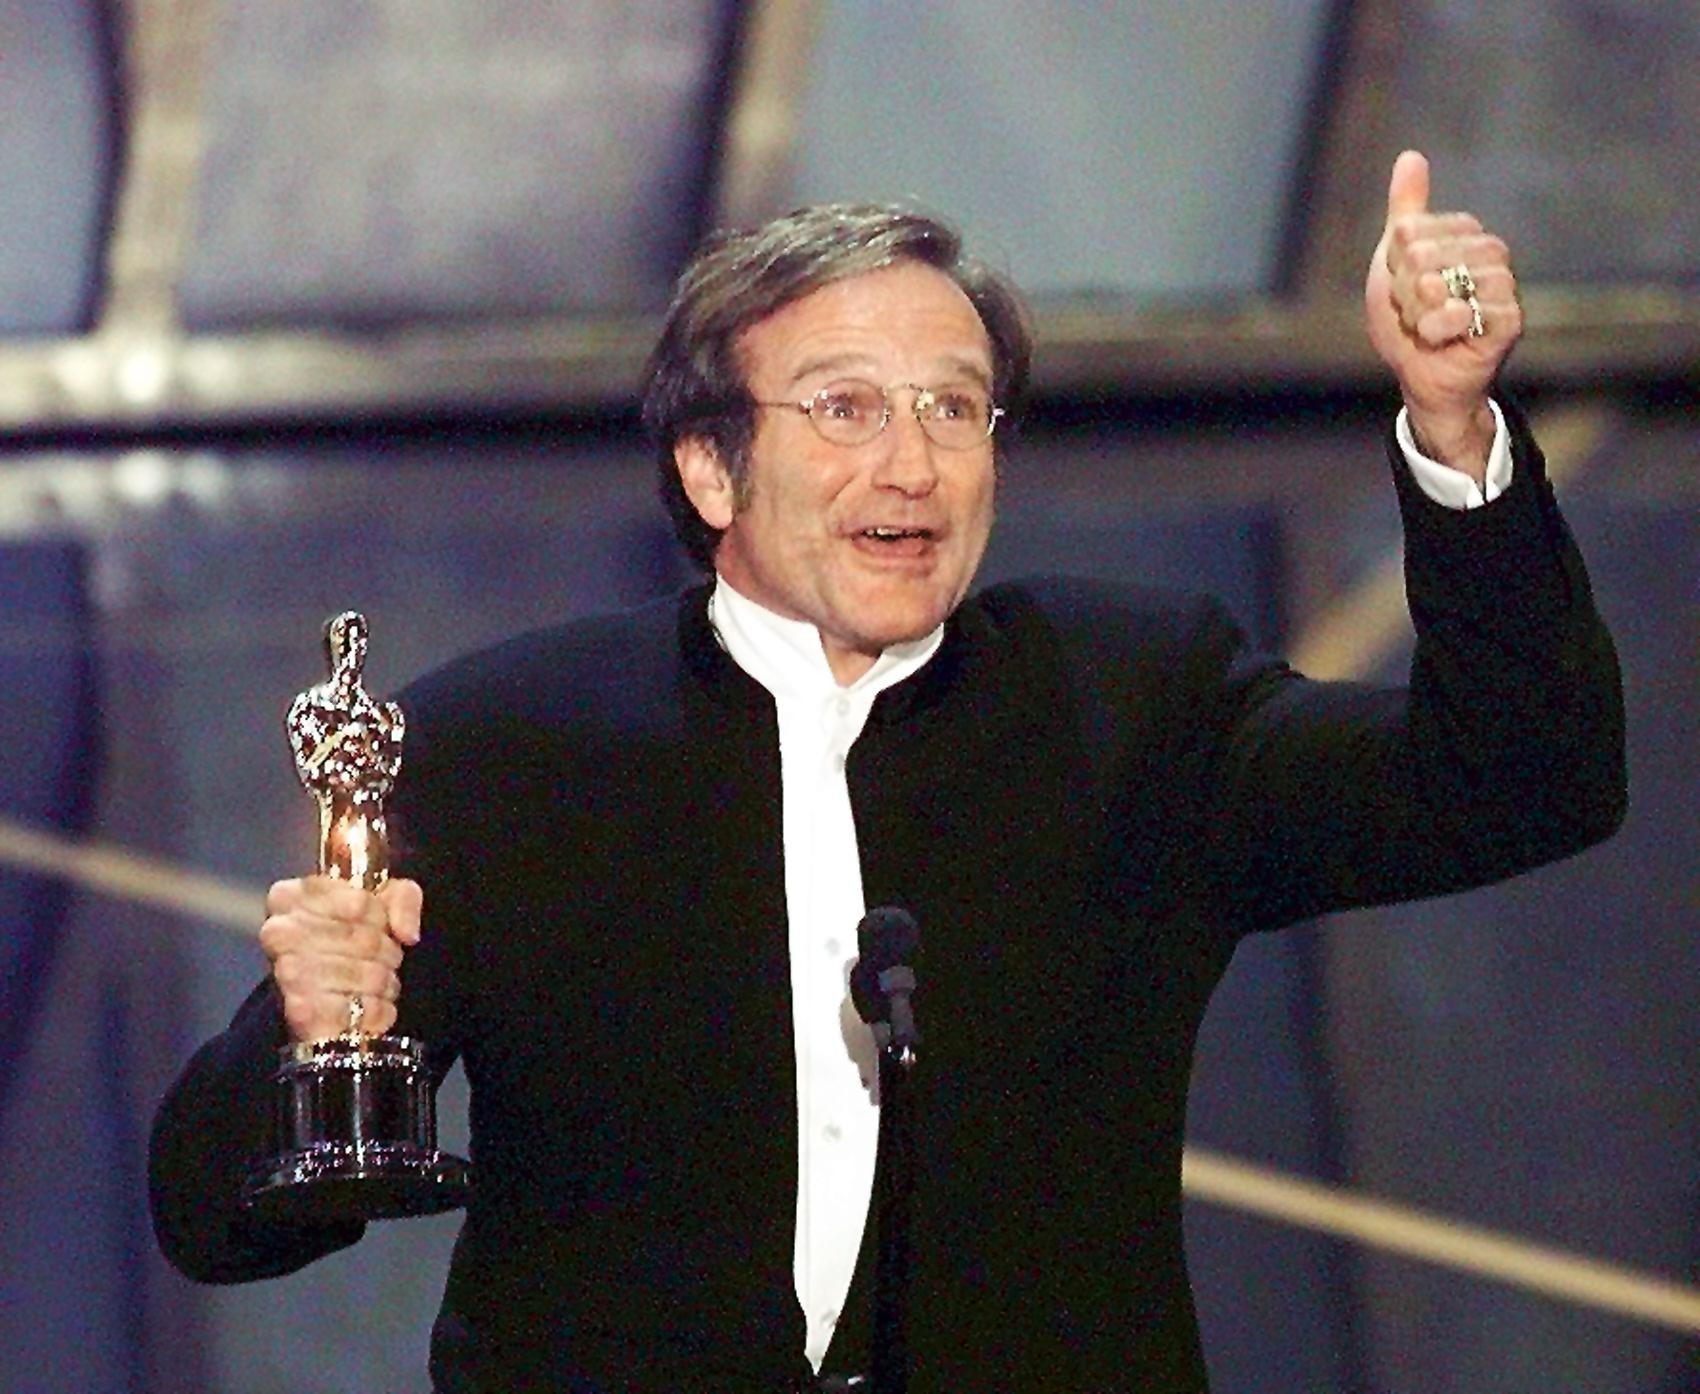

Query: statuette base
[243,1034,470,1222]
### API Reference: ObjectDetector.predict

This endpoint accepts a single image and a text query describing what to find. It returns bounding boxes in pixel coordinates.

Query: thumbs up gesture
[1364,150,1522,477]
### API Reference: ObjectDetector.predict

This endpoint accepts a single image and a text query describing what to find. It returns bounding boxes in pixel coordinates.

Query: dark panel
[788,0,1334,302]
[0,539,124,1393]
[0,0,119,335]
[1385,2,1700,287]
[180,0,737,331]
[0,538,98,1117]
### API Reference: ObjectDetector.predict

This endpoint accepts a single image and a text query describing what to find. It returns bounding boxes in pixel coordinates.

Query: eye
[930,389,984,422]
[813,382,880,420]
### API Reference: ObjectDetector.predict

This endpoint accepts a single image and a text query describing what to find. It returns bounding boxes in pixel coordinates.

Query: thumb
[379,875,424,945]
[1385,149,1430,227]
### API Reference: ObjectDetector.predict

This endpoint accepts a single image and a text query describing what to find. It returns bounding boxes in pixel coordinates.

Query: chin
[859,597,956,648]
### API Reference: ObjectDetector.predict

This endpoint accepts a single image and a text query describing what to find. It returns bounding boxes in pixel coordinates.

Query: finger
[1385,149,1430,228]
[379,877,424,946]
[283,989,399,1043]
[361,1000,399,1036]
[1412,296,1520,347]
[274,951,402,1013]
[260,906,404,972]
[298,875,392,927]
[1412,264,1516,313]
[1391,213,1488,263]
[1402,232,1513,277]
[1413,299,1477,345]
[266,877,308,915]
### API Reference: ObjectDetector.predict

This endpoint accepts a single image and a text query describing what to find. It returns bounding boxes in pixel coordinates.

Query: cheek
[741,470,844,566]
[959,462,997,532]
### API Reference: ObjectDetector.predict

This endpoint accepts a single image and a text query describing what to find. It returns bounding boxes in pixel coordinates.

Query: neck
[822,640,879,687]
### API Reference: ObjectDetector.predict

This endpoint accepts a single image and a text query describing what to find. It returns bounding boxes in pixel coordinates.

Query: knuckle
[298,874,339,907]
[266,879,301,914]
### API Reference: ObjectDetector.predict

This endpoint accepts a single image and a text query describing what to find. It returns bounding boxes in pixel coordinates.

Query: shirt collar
[708,574,943,705]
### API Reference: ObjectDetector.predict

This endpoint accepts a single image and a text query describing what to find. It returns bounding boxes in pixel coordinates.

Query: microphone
[854,906,921,1392]
[851,905,920,1067]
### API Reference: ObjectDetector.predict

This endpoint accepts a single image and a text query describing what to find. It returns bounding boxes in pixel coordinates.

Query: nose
[869,393,940,497]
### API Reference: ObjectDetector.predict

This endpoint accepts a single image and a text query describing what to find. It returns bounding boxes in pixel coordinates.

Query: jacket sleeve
[1199,400,1626,932]
[147,980,367,1283]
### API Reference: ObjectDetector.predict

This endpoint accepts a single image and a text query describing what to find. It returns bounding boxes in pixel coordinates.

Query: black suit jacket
[150,415,1625,1392]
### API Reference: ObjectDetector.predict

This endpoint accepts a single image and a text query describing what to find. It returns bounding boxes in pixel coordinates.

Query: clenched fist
[259,875,423,1043]
[1365,150,1524,481]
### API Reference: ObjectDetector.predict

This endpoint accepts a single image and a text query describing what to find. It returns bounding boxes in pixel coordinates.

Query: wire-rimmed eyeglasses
[753,380,1004,450]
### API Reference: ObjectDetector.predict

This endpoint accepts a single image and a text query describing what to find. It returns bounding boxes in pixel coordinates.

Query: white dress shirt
[705,405,1510,1370]
[709,578,942,1371]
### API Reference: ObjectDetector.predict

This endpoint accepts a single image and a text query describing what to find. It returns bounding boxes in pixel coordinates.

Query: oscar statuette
[243,611,470,1221]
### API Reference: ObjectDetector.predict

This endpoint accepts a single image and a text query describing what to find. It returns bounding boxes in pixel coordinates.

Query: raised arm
[1195,153,1624,928]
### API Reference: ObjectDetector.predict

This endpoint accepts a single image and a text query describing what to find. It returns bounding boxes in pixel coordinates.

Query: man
[150,152,1625,1392]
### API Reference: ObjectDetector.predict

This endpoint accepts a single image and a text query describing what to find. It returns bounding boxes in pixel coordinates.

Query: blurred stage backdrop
[1,2,1697,1391]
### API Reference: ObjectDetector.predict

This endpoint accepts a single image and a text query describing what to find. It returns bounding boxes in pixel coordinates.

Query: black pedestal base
[246,1143,470,1223]
[243,1033,471,1222]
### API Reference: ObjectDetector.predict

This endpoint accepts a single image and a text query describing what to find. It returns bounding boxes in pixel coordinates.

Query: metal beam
[1284,0,1405,304]
[0,0,1690,441]
[101,0,220,338]
[30,0,224,427]
[710,0,824,230]
[0,286,1693,437]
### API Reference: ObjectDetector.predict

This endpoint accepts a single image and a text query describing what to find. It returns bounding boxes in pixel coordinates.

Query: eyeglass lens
[805,381,996,449]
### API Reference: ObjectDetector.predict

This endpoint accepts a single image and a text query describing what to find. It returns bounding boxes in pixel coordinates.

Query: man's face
[676,261,998,683]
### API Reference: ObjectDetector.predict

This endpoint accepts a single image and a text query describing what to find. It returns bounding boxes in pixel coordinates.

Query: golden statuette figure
[287,611,404,900]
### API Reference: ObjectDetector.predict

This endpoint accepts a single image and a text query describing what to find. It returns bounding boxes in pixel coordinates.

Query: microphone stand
[871,963,917,1394]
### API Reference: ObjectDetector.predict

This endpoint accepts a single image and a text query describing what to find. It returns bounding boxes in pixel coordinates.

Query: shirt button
[835,696,851,717]
[822,1307,839,1325]
[824,937,841,956]
[823,1122,843,1142]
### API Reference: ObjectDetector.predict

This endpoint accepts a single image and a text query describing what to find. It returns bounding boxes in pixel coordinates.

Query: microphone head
[850,906,919,1024]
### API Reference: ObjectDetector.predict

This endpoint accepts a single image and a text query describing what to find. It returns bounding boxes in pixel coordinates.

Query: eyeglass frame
[750,379,1006,450]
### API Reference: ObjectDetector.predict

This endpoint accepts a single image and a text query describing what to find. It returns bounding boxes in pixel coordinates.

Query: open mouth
[857,526,936,544]
[850,525,939,563]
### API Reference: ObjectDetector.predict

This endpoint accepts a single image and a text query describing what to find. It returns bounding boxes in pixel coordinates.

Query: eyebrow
[787,352,994,392]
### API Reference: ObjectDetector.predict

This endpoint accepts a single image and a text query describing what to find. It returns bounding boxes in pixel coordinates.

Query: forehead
[736,261,993,389]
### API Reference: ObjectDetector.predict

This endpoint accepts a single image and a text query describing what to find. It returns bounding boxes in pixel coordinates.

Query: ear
[674,435,737,531]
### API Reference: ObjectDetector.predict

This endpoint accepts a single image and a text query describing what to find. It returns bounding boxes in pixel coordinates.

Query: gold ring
[348,992,365,1036]
[1440,263,1486,338]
